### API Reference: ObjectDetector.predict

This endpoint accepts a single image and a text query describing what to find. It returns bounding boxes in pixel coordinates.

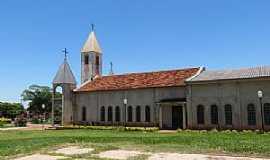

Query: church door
[172,106,183,129]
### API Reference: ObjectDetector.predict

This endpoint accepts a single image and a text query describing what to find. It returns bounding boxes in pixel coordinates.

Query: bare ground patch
[97,149,147,160]
[14,154,67,160]
[148,153,267,160]
[54,146,94,155]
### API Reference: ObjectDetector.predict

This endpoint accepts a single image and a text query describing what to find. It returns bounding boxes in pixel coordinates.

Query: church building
[52,28,270,130]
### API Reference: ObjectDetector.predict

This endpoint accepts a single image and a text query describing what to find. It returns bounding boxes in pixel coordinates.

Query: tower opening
[84,55,89,65]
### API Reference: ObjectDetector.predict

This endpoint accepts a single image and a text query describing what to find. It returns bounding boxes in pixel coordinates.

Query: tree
[0,102,24,119]
[21,85,54,114]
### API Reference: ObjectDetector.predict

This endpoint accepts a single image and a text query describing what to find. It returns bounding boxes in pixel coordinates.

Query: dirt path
[14,147,269,160]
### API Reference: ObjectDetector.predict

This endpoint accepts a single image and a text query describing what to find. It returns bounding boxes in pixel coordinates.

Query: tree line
[0,102,24,119]
[0,84,62,119]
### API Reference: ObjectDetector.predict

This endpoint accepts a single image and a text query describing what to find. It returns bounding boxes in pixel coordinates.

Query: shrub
[0,117,12,127]
[31,117,42,124]
[0,117,11,124]
[209,128,218,132]
[177,129,183,132]
[14,117,27,127]
[222,129,232,133]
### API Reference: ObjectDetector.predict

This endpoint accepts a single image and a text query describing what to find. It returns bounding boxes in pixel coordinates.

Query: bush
[209,128,218,132]
[0,117,12,127]
[31,117,42,124]
[14,117,27,127]
[59,125,159,132]
[0,117,11,124]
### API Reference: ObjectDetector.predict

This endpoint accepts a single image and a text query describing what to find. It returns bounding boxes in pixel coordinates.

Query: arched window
[82,106,87,121]
[247,104,256,126]
[264,103,270,125]
[100,106,105,122]
[145,106,151,122]
[108,106,113,122]
[211,105,218,125]
[115,106,120,122]
[225,104,232,125]
[128,106,133,122]
[197,105,204,124]
[136,106,141,122]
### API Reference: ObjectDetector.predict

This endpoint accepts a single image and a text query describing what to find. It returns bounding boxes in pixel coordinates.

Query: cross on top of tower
[62,48,68,60]
[109,62,114,75]
[91,24,95,31]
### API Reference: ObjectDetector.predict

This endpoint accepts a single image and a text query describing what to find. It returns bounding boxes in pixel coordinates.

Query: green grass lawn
[0,129,270,159]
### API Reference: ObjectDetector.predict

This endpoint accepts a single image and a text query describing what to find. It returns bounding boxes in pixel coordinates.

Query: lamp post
[258,90,264,131]
[42,104,46,130]
[123,98,128,127]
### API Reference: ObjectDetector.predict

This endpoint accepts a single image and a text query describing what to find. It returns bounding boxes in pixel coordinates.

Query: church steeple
[81,25,103,83]
[52,52,76,125]
[53,54,76,85]
[81,26,102,53]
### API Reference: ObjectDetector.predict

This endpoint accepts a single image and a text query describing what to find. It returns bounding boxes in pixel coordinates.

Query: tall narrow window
[96,55,100,74]
[82,107,86,121]
[84,55,89,65]
[145,106,151,122]
[100,106,105,122]
[115,106,120,122]
[264,103,270,125]
[197,105,204,124]
[96,55,100,65]
[211,105,218,125]
[225,104,232,125]
[108,106,113,122]
[128,106,133,122]
[247,104,256,126]
[136,106,141,122]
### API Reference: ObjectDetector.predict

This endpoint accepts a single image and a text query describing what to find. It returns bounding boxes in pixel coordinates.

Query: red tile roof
[75,67,200,92]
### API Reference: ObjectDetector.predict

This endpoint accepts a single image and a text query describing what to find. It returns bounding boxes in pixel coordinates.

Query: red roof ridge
[75,67,200,92]
[100,67,200,78]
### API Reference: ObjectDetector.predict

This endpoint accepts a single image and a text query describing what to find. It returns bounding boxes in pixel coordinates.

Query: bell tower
[81,25,102,83]
[52,50,77,125]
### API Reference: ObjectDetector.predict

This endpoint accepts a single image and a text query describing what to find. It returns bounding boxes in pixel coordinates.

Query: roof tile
[188,66,270,82]
[75,67,199,92]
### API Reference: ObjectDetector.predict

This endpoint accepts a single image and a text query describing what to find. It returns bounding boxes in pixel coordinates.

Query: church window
[197,105,204,124]
[82,106,87,121]
[96,55,100,74]
[84,55,89,65]
[136,106,141,122]
[225,104,233,125]
[128,106,133,122]
[115,106,120,122]
[264,103,270,125]
[96,55,100,65]
[108,106,113,122]
[211,105,218,125]
[100,106,105,122]
[247,104,256,126]
[145,106,151,122]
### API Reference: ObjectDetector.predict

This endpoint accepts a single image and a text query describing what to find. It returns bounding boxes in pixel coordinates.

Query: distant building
[52,28,270,130]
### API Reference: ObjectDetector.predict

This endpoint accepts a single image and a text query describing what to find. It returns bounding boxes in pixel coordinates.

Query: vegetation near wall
[0,102,24,119]
[21,84,62,115]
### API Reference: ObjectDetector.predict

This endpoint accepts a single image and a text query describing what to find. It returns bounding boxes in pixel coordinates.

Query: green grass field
[0,129,270,159]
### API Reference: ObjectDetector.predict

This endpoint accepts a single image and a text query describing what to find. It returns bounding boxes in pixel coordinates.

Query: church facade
[52,29,270,130]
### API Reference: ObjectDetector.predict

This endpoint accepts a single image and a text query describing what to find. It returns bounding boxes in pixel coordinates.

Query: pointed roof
[53,58,76,85]
[81,31,102,53]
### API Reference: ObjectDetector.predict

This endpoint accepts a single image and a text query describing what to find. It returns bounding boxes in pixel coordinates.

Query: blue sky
[0,1,270,102]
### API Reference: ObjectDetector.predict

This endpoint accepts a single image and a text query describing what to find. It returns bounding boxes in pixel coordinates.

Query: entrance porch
[157,98,187,130]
